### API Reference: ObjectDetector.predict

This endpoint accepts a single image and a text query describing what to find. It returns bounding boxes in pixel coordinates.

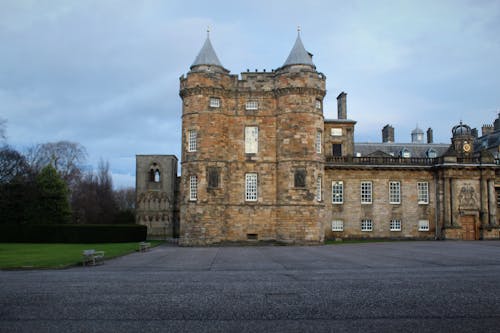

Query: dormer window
[400,148,411,158]
[209,97,220,108]
[426,148,437,158]
[245,101,258,110]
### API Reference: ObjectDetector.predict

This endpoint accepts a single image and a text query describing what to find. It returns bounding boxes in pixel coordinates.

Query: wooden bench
[139,242,151,252]
[82,249,105,266]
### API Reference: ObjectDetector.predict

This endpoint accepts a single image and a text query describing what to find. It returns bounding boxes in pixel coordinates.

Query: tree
[26,141,87,189]
[34,165,71,224]
[0,118,6,143]
[113,187,136,224]
[0,146,31,184]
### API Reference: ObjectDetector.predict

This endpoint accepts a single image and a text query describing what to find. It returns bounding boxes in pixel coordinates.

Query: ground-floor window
[418,220,429,231]
[390,219,401,231]
[332,220,343,231]
[361,219,373,232]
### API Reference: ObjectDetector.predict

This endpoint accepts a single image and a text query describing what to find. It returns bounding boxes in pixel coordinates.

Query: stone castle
[136,31,500,245]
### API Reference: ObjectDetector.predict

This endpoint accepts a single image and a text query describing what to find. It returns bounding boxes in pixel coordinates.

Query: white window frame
[209,97,220,108]
[332,220,344,232]
[188,130,197,152]
[315,99,322,110]
[390,219,402,231]
[315,131,322,154]
[245,101,258,110]
[189,175,197,201]
[417,182,429,204]
[361,181,372,204]
[245,173,258,202]
[245,126,259,154]
[418,220,430,231]
[389,181,401,204]
[332,181,343,204]
[361,219,373,232]
[316,176,322,202]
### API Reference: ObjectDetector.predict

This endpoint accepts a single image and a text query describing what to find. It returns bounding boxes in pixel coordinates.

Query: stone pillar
[480,176,488,227]
[488,179,496,226]
[449,178,454,226]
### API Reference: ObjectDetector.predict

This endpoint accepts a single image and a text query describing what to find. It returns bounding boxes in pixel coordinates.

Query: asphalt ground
[1,241,500,332]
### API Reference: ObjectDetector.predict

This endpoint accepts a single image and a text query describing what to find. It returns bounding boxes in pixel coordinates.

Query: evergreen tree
[34,165,71,224]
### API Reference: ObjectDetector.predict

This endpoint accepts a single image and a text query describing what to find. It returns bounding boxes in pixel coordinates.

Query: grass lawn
[0,241,163,269]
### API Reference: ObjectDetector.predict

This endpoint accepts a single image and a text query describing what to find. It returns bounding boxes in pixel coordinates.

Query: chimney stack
[382,124,394,143]
[427,128,433,143]
[337,92,347,120]
[482,124,494,136]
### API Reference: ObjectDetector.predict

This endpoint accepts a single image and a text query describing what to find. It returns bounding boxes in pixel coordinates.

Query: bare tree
[26,141,87,188]
[114,187,135,211]
[0,146,30,184]
[0,118,7,143]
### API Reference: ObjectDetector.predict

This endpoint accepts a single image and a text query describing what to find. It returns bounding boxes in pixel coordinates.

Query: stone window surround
[189,175,198,201]
[332,180,343,204]
[209,97,221,108]
[390,219,402,231]
[332,220,343,231]
[245,100,259,110]
[361,219,373,232]
[418,220,430,231]
[316,175,322,202]
[418,182,429,204]
[389,181,401,204]
[245,173,258,202]
[361,181,372,204]
[188,129,197,152]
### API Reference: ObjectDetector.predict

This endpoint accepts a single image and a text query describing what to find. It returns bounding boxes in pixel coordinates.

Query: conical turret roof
[191,33,224,69]
[282,32,314,67]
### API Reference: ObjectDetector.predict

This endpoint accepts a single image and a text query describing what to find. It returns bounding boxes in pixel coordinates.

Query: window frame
[332,181,344,204]
[245,100,259,111]
[361,219,373,232]
[245,173,258,202]
[188,129,197,152]
[315,131,322,154]
[315,99,322,110]
[316,176,322,202]
[390,219,402,232]
[417,182,429,204]
[189,175,198,201]
[360,181,372,204]
[209,97,221,108]
[389,181,401,204]
[332,220,344,232]
[418,220,430,231]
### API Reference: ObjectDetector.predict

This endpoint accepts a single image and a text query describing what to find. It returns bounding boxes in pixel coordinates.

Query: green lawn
[0,241,163,269]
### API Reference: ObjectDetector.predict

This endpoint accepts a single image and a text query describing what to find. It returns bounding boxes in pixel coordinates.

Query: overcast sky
[1,0,499,188]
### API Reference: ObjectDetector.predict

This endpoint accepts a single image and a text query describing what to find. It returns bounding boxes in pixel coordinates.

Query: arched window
[149,169,155,182]
[154,170,160,183]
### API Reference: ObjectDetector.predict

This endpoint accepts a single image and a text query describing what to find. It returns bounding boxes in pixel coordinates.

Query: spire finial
[297,25,301,34]
[207,26,210,37]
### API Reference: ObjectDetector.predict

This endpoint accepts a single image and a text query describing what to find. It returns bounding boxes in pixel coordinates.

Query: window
[316,176,322,201]
[361,219,373,232]
[149,165,160,183]
[389,181,401,204]
[390,219,402,231]
[207,167,219,188]
[154,170,160,183]
[245,173,258,201]
[426,148,437,158]
[401,148,411,158]
[418,220,429,231]
[331,128,342,136]
[189,176,197,201]
[188,130,197,152]
[315,99,322,110]
[332,220,344,231]
[294,169,306,188]
[332,144,342,157]
[361,181,372,204]
[332,181,343,204]
[245,126,258,154]
[418,182,429,204]
[496,187,500,207]
[245,101,258,110]
[315,131,322,154]
[209,97,220,108]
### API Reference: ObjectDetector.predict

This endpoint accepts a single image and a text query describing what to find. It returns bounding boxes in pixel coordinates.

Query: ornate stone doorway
[461,215,478,240]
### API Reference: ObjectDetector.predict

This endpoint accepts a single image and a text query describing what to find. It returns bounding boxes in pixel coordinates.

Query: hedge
[0,224,147,243]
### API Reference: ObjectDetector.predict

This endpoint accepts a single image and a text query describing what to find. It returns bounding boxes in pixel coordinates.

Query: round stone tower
[179,32,233,244]
[274,32,326,243]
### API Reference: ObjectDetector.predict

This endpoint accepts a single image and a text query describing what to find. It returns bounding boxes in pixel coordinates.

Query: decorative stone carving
[458,184,478,210]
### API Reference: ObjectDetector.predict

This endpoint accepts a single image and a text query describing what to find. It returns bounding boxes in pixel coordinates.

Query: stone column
[444,177,451,227]
[449,178,454,226]
[480,175,488,227]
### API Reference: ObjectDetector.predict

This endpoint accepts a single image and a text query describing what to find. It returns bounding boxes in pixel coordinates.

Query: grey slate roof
[354,142,450,158]
[283,34,314,67]
[191,35,223,69]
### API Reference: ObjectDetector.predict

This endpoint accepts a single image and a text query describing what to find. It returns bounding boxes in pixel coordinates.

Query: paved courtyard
[1,241,500,332]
